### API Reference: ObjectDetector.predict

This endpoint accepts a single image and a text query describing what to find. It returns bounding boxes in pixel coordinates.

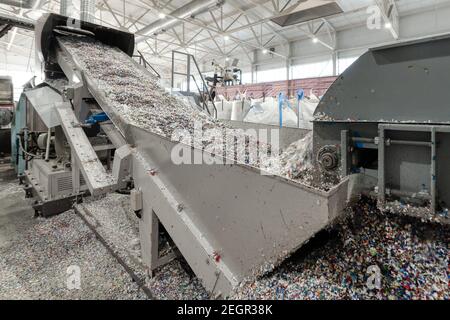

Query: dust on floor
[0,179,147,300]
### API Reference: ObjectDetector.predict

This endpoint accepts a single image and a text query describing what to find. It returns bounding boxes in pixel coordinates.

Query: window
[0,69,34,102]
[338,56,359,74]
[241,72,252,84]
[291,58,333,79]
[256,67,286,83]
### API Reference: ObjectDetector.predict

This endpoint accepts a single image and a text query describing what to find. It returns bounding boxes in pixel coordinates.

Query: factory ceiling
[0,0,449,75]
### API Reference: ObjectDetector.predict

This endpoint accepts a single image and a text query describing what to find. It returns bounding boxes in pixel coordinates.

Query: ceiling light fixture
[158,13,166,19]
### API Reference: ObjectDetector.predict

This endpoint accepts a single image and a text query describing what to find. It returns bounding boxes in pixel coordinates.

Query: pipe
[0,0,37,8]
[388,139,432,147]
[45,128,51,161]
[352,137,432,148]
[135,0,222,43]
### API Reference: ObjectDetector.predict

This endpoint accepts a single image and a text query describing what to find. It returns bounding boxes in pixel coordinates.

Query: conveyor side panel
[55,102,115,195]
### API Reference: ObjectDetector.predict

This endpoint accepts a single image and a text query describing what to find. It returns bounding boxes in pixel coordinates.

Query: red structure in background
[215,76,337,100]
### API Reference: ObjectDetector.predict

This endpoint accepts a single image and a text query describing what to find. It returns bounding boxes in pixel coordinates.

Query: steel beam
[0,24,12,38]
[0,11,34,30]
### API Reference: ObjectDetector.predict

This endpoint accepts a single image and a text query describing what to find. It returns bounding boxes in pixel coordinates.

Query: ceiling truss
[1,0,433,75]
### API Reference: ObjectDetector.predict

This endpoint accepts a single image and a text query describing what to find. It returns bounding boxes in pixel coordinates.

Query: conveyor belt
[57,35,213,141]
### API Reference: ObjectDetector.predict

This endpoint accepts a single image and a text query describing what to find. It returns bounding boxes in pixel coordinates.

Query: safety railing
[133,50,161,79]
[171,50,217,118]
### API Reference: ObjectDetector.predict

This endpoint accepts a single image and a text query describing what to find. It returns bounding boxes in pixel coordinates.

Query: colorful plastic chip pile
[232,198,449,300]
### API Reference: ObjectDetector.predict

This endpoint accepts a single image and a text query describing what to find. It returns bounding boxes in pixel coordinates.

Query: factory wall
[3,2,450,94]
[230,3,450,85]
[0,50,35,101]
[215,76,337,100]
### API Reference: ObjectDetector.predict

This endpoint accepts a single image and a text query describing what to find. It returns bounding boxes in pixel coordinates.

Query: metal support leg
[341,130,350,177]
[187,55,191,92]
[71,150,80,194]
[139,208,176,277]
[378,126,385,203]
[149,210,159,277]
[171,51,175,89]
[431,127,437,213]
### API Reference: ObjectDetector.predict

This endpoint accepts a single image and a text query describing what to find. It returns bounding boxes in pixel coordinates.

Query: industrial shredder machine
[14,13,351,296]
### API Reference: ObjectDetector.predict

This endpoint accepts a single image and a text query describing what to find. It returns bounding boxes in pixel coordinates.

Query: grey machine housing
[15,13,134,216]
[313,34,450,215]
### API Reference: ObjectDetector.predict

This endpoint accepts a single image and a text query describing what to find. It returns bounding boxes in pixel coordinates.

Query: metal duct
[60,0,81,19]
[271,0,343,27]
[80,0,96,23]
[0,0,38,8]
[60,0,69,16]
[135,0,223,43]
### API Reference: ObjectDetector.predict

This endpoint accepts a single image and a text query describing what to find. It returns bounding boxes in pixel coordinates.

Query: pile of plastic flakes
[261,132,339,191]
[58,36,225,139]
[261,132,313,180]
[279,132,314,179]
[78,193,208,300]
[0,209,147,299]
[381,200,450,225]
[314,112,335,121]
[231,197,449,300]
[0,180,23,194]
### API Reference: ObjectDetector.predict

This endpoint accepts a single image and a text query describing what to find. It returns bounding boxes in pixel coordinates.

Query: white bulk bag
[214,100,233,120]
[231,100,251,121]
[244,98,298,127]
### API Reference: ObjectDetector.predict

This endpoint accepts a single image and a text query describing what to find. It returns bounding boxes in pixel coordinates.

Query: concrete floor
[0,170,147,299]
[0,169,201,300]
[0,174,35,250]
